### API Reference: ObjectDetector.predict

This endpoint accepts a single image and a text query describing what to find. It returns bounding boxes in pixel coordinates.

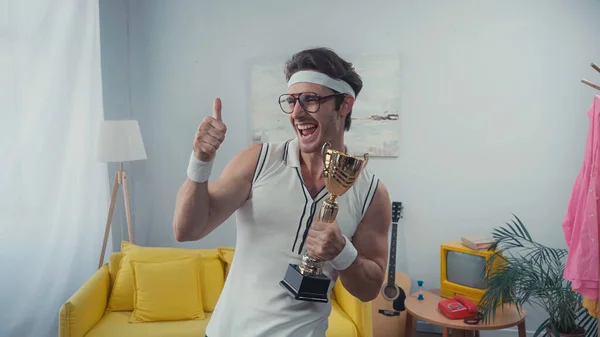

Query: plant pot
[545,327,586,337]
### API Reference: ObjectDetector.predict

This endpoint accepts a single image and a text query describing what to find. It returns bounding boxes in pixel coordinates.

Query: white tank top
[205,138,379,337]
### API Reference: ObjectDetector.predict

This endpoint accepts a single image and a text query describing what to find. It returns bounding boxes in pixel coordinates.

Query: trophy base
[279,264,331,303]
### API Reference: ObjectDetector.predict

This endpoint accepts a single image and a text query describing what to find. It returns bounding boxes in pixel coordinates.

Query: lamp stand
[98,162,135,268]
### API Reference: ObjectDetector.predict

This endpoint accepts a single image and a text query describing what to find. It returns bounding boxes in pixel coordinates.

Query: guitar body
[372,271,411,337]
[372,201,411,337]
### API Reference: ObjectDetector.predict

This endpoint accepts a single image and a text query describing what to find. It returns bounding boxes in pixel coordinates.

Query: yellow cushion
[86,311,212,337]
[129,255,205,322]
[217,247,234,278]
[197,252,225,312]
[107,241,225,312]
[333,278,370,335]
[109,253,122,286]
[327,300,358,337]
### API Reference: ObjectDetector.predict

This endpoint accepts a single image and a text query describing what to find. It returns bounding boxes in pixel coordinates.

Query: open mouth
[297,123,318,138]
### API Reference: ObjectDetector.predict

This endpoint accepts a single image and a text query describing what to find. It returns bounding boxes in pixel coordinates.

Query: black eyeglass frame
[278,92,347,114]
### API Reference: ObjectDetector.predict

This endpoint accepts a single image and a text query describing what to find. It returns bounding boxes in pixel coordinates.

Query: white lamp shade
[96,120,147,162]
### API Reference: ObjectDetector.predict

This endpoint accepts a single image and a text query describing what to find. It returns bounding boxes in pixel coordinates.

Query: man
[173,47,392,337]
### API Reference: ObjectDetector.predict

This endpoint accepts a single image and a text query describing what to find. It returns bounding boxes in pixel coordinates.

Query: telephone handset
[437,295,483,324]
[454,296,478,314]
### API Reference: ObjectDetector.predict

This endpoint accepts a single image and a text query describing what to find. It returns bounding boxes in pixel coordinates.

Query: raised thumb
[213,97,222,121]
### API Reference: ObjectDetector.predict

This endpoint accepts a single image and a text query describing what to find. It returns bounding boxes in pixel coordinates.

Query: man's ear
[338,95,355,118]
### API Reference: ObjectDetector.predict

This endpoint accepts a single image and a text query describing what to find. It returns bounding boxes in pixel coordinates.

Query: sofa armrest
[333,279,373,337]
[59,264,111,337]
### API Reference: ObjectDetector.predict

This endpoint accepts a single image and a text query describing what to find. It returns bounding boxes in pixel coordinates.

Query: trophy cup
[279,141,369,303]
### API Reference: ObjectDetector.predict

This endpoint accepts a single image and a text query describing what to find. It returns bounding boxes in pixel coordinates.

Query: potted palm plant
[478,215,597,337]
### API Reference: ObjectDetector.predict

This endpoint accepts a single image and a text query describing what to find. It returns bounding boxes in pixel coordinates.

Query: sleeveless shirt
[205,138,380,337]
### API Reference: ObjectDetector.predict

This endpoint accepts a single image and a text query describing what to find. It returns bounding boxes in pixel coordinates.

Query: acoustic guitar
[372,201,411,337]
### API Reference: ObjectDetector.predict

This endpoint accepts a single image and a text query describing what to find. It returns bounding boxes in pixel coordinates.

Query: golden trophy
[280,141,369,303]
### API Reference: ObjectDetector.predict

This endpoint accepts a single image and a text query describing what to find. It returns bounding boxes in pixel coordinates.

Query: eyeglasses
[278,92,346,114]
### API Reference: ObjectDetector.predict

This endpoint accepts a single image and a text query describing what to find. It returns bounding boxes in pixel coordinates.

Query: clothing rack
[582,62,600,91]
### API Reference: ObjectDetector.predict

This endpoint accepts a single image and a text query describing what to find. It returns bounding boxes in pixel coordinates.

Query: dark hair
[284,47,363,131]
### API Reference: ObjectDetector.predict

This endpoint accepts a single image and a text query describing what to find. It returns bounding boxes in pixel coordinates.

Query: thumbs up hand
[193,97,227,162]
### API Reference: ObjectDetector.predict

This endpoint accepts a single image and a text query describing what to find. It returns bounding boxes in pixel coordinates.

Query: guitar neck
[387,221,397,286]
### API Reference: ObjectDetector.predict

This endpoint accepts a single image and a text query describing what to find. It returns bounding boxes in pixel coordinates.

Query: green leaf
[534,318,550,337]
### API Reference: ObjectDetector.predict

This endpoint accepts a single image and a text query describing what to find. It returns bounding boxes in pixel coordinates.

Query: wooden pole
[121,163,134,244]
[97,163,135,268]
[582,79,600,91]
[98,170,120,268]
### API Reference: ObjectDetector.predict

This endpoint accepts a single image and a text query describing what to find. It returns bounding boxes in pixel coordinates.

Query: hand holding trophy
[280,141,369,303]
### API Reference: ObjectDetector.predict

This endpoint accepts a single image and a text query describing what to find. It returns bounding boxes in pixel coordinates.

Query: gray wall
[98,1,600,336]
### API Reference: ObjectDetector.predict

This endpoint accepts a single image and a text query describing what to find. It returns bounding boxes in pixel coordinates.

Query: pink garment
[563,95,600,300]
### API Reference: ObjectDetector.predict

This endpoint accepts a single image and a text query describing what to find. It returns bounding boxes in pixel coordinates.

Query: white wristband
[187,151,213,183]
[331,234,358,271]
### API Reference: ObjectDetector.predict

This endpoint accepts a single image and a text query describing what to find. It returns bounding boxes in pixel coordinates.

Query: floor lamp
[96,120,147,268]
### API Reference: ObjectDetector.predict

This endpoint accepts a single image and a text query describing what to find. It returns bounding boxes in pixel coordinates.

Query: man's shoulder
[350,166,390,217]
[251,138,295,164]
[235,140,287,159]
[365,173,389,204]
[254,139,293,151]
[237,139,296,184]
[356,166,379,190]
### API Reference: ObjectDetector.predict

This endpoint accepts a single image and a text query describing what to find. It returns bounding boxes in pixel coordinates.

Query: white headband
[287,70,356,98]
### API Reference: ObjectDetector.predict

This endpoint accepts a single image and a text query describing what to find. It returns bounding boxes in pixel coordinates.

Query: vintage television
[440,241,503,305]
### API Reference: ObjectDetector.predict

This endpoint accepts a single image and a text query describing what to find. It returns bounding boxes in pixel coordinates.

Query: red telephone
[438,296,481,323]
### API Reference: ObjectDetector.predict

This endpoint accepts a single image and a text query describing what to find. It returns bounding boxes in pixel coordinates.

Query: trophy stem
[319,197,339,223]
[298,196,340,276]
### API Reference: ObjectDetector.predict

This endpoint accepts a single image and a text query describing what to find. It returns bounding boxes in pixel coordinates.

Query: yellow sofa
[59,242,373,337]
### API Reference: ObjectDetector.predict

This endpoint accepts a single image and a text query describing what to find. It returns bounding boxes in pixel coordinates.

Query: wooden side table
[404,290,526,337]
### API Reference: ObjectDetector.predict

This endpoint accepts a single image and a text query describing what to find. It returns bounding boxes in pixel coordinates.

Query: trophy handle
[321,141,331,166]
[362,152,369,168]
